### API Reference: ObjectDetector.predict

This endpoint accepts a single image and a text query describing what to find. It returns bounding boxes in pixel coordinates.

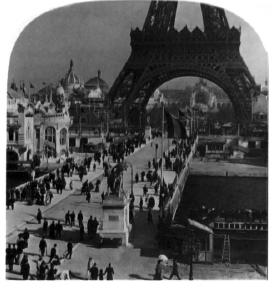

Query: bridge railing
[163,137,198,226]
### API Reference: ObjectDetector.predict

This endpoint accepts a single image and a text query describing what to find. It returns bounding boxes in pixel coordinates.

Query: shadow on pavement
[129,273,154,280]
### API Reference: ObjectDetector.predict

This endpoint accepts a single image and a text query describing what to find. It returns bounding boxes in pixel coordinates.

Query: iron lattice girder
[108,1,257,121]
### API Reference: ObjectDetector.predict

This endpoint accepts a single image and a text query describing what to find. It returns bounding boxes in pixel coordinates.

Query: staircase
[222,235,231,263]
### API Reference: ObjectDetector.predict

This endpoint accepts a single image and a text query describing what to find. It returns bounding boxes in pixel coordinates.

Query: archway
[45,127,56,158]
[60,128,67,145]
[108,2,257,122]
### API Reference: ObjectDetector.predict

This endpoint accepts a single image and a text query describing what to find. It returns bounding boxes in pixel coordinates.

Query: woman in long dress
[154,260,163,280]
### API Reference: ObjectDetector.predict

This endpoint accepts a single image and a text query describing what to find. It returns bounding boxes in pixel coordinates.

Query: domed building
[85,70,109,97]
[61,60,84,93]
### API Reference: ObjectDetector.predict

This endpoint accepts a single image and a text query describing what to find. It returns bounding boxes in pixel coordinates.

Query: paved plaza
[6,138,266,280]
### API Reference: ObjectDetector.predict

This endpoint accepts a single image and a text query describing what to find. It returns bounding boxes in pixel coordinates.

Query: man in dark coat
[6,244,14,271]
[49,221,56,239]
[43,219,48,236]
[37,208,42,224]
[55,221,63,239]
[21,257,30,280]
[70,211,75,227]
[66,239,73,259]
[65,211,70,225]
[104,263,114,280]
[169,257,181,279]
[90,263,99,280]
[141,171,145,182]
[78,211,83,226]
[48,244,57,264]
[39,236,47,257]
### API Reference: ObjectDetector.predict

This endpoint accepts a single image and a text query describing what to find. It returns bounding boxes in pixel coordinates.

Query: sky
[7,0,269,92]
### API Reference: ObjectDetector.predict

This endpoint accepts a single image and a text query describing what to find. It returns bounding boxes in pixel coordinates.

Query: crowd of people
[7,132,198,279]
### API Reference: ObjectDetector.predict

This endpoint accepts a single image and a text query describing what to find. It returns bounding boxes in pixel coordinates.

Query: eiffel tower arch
[108,1,259,123]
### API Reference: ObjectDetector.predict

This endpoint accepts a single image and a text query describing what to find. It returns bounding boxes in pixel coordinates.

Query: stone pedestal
[98,195,130,246]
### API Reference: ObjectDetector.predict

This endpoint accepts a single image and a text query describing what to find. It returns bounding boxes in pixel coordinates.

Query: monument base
[97,194,131,247]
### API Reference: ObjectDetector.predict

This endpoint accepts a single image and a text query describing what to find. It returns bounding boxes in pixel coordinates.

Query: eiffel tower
[108,1,259,124]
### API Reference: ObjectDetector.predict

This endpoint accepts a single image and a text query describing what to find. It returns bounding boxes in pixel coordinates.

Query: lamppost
[189,230,195,280]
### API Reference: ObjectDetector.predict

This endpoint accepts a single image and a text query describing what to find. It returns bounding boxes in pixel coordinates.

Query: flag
[178,109,185,118]
[164,109,186,139]
[29,81,35,89]
[177,119,187,139]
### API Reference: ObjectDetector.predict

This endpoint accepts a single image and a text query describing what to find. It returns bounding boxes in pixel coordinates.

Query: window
[26,122,31,140]
[45,127,56,143]
[36,128,40,139]
[60,128,67,145]
[69,138,76,147]
[80,138,88,148]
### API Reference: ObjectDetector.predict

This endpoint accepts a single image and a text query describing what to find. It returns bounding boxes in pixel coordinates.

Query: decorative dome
[61,60,84,91]
[85,70,109,95]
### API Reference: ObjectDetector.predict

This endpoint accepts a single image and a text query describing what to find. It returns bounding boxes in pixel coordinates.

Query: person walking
[39,237,47,257]
[70,211,75,227]
[147,209,153,225]
[6,244,14,272]
[55,221,63,239]
[47,264,57,280]
[21,257,30,280]
[37,208,42,224]
[38,261,47,280]
[141,171,145,182]
[99,269,104,280]
[135,172,139,183]
[43,219,48,236]
[139,197,143,210]
[48,244,57,264]
[70,180,73,191]
[101,191,105,203]
[143,185,148,197]
[86,191,91,203]
[93,163,97,172]
[86,258,94,280]
[49,221,56,239]
[90,263,99,280]
[104,263,114,280]
[169,257,181,280]
[154,260,163,280]
[65,211,70,226]
[78,211,83,226]
[66,239,73,259]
